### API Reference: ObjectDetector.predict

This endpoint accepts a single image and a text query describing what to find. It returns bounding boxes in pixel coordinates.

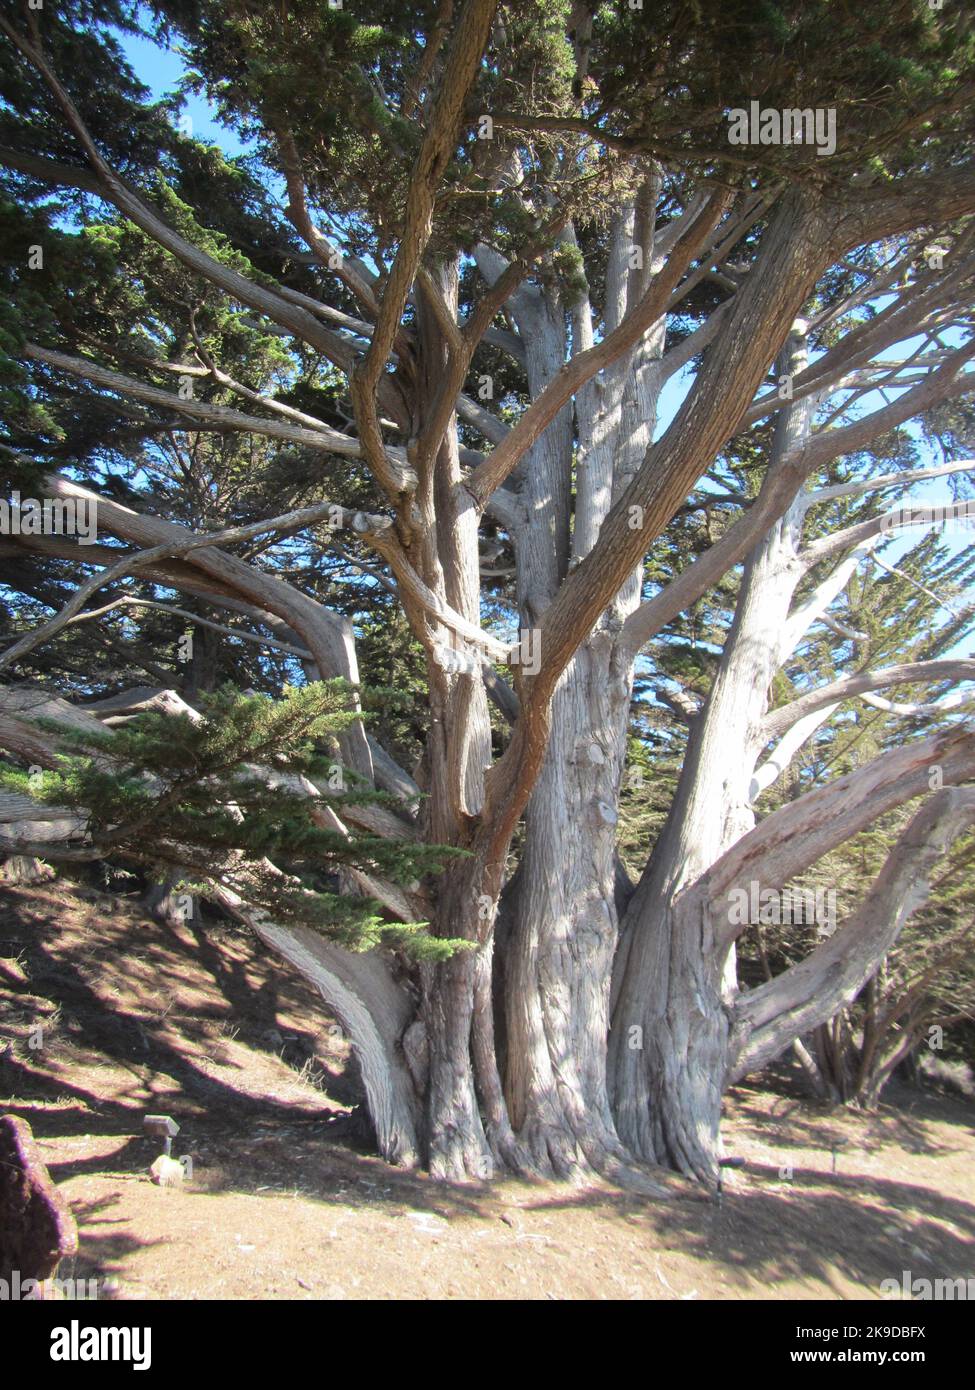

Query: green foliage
[584,0,974,186]
[0,682,467,956]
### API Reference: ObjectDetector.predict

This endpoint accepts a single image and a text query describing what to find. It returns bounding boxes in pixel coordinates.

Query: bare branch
[729,787,975,1082]
[0,497,391,673]
[463,186,732,509]
[702,728,975,955]
[65,596,314,659]
[800,457,975,510]
[764,659,975,742]
[25,342,415,483]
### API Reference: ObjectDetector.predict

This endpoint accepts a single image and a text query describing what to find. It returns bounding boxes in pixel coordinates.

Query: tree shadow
[0,932,341,1138]
[518,1158,975,1294]
[0,883,363,1124]
[58,1192,164,1288]
[730,1078,973,1160]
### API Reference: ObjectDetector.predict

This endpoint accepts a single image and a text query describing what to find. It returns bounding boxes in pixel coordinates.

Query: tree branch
[0,498,391,673]
[25,342,415,483]
[351,0,497,504]
[764,660,975,742]
[729,787,975,1082]
[462,186,731,508]
[0,19,361,375]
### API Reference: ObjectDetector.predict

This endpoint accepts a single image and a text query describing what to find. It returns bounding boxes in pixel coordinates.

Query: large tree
[2,0,975,1184]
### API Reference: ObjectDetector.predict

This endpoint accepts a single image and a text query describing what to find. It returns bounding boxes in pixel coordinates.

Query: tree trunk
[499,209,666,1181]
[410,256,498,1179]
[610,332,815,1180]
[503,639,634,1176]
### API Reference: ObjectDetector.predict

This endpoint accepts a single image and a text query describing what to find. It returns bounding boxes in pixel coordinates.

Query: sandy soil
[2,879,973,1300]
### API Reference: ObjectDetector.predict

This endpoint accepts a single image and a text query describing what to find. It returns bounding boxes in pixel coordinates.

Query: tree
[2,0,975,1184]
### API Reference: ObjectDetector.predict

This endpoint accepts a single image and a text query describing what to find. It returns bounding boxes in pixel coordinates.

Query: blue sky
[119,21,972,611]
[123,24,250,155]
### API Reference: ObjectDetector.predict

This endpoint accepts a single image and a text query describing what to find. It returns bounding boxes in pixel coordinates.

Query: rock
[149,1155,185,1187]
[0,1114,78,1283]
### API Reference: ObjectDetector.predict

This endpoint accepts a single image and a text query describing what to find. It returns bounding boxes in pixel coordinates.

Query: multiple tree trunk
[3,8,975,1187]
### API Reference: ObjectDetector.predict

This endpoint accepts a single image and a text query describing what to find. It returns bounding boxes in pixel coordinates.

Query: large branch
[796,344,975,485]
[533,189,830,690]
[463,190,837,894]
[803,495,975,570]
[742,244,975,428]
[1,528,424,806]
[697,728,975,957]
[728,786,975,1082]
[275,127,379,314]
[0,496,393,673]
[840,165,975,245]
[0,682,422,1163]
[750,703,840,802]
[211,883,421,1165]
[34,474,378,776]
[781,536,877,659]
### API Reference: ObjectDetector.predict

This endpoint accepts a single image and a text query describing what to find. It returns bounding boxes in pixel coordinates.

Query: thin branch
[66,596,314,659]
[800,457,975,510]
[0,499,392,671]
[25,342,415,481]
[276,127,379,314]
[0,18,359,375]
[764,659,975,743]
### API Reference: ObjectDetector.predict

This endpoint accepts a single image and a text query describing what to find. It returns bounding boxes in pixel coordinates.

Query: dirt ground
[2,879,973,1300]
